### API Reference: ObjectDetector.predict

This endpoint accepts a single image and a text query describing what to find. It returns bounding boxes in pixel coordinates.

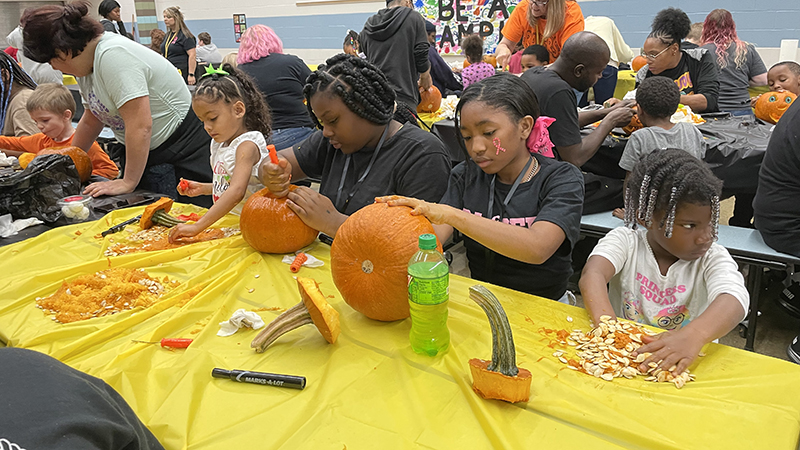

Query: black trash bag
[0,154,82,222]
[698,116,772,194]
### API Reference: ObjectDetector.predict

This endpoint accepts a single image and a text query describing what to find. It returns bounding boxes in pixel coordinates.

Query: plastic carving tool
[267,144,279,164]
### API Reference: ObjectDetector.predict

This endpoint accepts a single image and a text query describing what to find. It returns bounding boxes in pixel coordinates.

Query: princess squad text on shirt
[636,272,686,305]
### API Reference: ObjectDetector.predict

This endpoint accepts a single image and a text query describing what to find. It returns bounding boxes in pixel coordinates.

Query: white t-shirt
[590,227,749,330]
[210,131,268,215]
[76,32,191,149]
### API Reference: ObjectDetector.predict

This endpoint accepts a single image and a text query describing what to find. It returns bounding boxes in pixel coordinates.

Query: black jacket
[360,7,430,106]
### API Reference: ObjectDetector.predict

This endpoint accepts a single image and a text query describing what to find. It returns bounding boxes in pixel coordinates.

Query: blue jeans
[270,127,316,151]
[726,109,754,118]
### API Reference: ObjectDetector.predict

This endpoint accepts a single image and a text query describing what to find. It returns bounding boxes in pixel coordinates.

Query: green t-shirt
[77,32,191,149]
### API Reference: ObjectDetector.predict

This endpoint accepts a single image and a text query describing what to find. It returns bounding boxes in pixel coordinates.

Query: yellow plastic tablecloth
[1,205,800,449]
[614,70,637,100]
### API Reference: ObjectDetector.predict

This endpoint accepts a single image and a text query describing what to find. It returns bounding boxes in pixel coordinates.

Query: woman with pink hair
[701,9,767,115]
[237,25,315,150]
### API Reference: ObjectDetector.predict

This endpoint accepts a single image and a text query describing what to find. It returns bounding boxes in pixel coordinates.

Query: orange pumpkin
[330,202,440,321]
[38,146,92,182]
[417,85,442,114]
[631,55,647,72]
[483,54,497,67]
[754,91,797,124]
[239,185,319,254]
[463,59,471,68]
[18,153,36,169]
[622,114,644,135]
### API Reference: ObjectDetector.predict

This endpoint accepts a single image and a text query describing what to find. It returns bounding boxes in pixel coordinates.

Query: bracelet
[188,73,195,77]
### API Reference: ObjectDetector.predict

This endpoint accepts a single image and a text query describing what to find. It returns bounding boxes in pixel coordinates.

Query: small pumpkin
[754,91,797,124]
[483,54,497,68]
[239,185,319,254]
[331,202,440,321]
[631,55,647,72]
[468,285,531,403]
[38,146,92,183]
[18,152,36,169]
[463,59,471,69]
[622,114,644,135]
[417,85,443,114]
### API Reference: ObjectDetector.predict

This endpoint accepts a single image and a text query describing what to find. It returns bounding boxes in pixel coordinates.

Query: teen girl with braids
[259,54,450,238]
[378,74,584,302]
[169,64,271,242]
[580,149,749,376]
[0,51,38,137]
[637,8,720,113]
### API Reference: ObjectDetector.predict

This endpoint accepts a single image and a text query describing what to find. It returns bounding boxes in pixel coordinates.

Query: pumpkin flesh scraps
[251,277,339,353]
[468,285,531,403]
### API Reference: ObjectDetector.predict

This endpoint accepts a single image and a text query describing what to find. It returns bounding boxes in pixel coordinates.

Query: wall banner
[415,0,520,55]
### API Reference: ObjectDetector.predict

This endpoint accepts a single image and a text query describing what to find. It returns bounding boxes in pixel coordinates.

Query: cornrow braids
[649,8,692,46]
[624,149,722,240]
[0,52,37,130]
[304,53,396,127]
[193,63,271,138]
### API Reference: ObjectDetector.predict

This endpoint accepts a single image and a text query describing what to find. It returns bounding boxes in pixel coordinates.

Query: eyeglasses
[641,45,672,61]
[531,0,549,6]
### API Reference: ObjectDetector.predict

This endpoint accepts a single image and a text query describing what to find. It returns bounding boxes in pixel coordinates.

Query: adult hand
[176,179,206,197]
[83,179,136,197]
[259,157,292,198]
[168,222,203,243]
[604,106,636,128]
[375,195,451,224]
[286,187,346,236]
[418,72,433,91]
[495,44,512,70]
[750,94,761,107]
[631,328,705,376]
[188,74,196,86]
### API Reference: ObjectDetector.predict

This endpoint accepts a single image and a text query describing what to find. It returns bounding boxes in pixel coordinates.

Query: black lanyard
[334,124,391,212]
[486,156,533,220]
[483,156,533,278]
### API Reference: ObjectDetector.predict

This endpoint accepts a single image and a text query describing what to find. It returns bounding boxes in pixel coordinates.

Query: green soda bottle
[407,233,450,356]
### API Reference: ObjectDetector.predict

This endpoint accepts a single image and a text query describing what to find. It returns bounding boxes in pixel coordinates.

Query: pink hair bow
[526,116,556,158]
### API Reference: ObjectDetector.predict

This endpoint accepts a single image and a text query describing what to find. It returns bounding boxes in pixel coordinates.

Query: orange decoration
[417,85,443,114]
[38,146,93,182]
[18,152,35,169]
[331,202,440,321]
[239,186,319,254]
[754,91,796,124]
[631,55,647,72]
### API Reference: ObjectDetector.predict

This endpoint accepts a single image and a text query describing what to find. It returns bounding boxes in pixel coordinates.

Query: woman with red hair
[237,25,315,150]
[701,9,767,114]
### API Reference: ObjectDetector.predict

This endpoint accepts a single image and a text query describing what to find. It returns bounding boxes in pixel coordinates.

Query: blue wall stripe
[176,1,800,51]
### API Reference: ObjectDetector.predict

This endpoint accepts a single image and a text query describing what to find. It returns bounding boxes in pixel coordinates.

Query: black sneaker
[776,282,800,320]
[788,335,800,364]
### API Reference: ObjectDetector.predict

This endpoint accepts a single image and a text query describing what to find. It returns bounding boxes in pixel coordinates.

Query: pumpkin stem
[152,210,185,228]
[469,285,518,377]
[251,302,314,353]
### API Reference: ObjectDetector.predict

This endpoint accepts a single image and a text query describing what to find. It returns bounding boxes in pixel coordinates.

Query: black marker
[318,233,334,246]
[211,368,306,390]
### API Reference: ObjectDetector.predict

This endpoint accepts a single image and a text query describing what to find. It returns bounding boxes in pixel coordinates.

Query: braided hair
[624,149,722,240]
[0,52,37,132]
[649,8,692,46]
[193,63,271,138]
[304,53,396,127]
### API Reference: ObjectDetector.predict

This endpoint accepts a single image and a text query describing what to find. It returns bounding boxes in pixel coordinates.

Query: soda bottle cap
[418,233,437,250]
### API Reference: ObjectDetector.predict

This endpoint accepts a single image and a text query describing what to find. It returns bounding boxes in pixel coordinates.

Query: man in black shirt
[360,0,433,107]
[520,32,635,167]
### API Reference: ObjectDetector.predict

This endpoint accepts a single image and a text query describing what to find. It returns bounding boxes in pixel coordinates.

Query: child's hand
[168,223,204,243]
[375,195,451,224]
[259,157,292,198]
[612,208,625,220]
[632,328,705,376]
[176,179,206,197]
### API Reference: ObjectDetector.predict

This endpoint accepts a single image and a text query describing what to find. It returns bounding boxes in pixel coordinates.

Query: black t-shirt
[520,67,582,151]
[293,125,451,215]
[160,29,195,72]
[639,48,720,112]
[0,348,164,450]
[239,54,315,130]
[753,100,800,257]
[439,155,584,299]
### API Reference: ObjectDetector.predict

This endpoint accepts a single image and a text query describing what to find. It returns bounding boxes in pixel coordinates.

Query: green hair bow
[202,65,229,78]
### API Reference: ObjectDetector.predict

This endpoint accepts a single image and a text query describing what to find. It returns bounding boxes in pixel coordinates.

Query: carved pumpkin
[417,85,442,114]
[622,114,644,135]
[631,55,647,72]
[239,185,319,254]
[18,153,36,169]
[38,146,92,182]
[331,202,440,321]
[754,91,797,124]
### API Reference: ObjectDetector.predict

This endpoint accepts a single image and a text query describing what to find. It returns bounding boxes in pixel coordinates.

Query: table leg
[745,266,763,352]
